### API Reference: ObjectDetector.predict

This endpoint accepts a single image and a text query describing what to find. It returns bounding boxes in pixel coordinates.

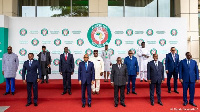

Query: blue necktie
[85,62,87,70]
[29,60,32,67]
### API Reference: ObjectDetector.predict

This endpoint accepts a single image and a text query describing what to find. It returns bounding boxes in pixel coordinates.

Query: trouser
[6,78,15,93]
[182,82,195,103]
[82,81,92,104]
[140,71,147,80]
[91,79,100,92]
[150,81,161,103]
[127,75,136,92]
[167,70,178,91]
[114,85,125,105]
[62,72,71,92]
[41,61,48,82]
[27,81,38,104]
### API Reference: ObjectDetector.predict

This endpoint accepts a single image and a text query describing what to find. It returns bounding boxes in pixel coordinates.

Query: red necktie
[65,54,67,61]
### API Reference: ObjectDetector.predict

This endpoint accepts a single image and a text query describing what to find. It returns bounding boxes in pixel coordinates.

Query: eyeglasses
[7,49,11,50]
[94,53,98,54]
[171,50,175,51]
[117,60,122,61]
[128,53,133,54]
[84,57,89,58]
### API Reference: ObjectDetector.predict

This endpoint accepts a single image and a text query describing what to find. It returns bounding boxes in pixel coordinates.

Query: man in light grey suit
[111,57,128,107]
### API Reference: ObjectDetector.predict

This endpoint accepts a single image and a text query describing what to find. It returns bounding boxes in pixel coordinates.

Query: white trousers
[140,71,147,80]
[91,79,100,92]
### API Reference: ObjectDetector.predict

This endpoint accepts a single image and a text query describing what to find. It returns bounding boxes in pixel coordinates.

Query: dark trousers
[114,85,125,105]
[127,75,136,92]
[27,81,38,104]
[81,81,92,104]
[150,81,161,103]
[62,72,71,92]
[6,78,15,93]
[41,61,48,82]
[182,82,195,103]
[167,70,178,91]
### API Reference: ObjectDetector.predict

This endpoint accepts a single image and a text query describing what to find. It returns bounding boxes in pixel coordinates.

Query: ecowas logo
[126,29,133,36]
[41,28,48,36]
[129,48,136,55]
[87,23,112,48]
[19,48,27,56]
[75,58,83,66]
[62,29,69,36]
[171,29,178,36]
[54,39,62,46]
[115,39,122,46]
[77,39,84,46]
[137,39,144,46]
[53,59,60,66]
[159,39,166,46]
[31,38,39,46]
[85,48,93,56]
[162,58,166,65]
[108,49,114,56]
[150,48,157,55]
[20,28,27,36]
[175,48,179,54]
[19,69,23,76]
[146,29,153,36]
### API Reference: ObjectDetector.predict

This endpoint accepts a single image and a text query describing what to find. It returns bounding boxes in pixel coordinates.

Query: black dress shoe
[183,102,187,106]
[132,92,137,95]
[68,91,72,95]
[88,103,91,107]
[140,80,143,82]
[114,104,118,107]
[61,92,67,95]
[11,92,14,95]
[127,92,130,94]
[41,81,44,84]
[26,103,32,106]
[46,80,48,83]
[121,103,126,107]
[189,103,197,107]
[144,80,148,82]
[174,90,179,94]
[151,102,154,106]
[168,90,171,93]
[158,102,163,106]
[82,104,85,108]
[34,103,38,106]
[3,92,10,95]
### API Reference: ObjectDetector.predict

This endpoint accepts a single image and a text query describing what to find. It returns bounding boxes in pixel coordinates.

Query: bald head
[83,54,89,62]
[153,54,158,61]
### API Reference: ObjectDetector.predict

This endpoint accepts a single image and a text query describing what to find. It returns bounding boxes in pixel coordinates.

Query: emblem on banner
[162,58,166,65]
[115,39,122,46]
[53,59,60,66]
[54,39,61,46]
[77,39,84,46]
[150,48,157,55]
[85,48,93,56]
[19,69,22,76]
[126,29,133,36]
[75,58,83,66]
[19,48,27,56]
[121,58,125,63]
[87,23,112,48]
[41,28,48,36]
[175,48,178,54]
[171,29,178,36]
[20,28,27,36]
[137,39,144,46]
[146,29,153,36]
[108,49,114,56]
[129,48,136,55]
[62,29,69,36]
[159,39,166,46]
[31,38,39,46]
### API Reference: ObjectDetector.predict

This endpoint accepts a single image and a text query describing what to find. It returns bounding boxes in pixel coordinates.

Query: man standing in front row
[111,57,128,107]
[179,52,199,107]
[22,53,42,107]
[78,54,95,108]
[90,50,104,94]
[165,47,179,93]
[147,54,164,106]
[2,46,19,95]
[124,50,139,95]
[59,47,74,95]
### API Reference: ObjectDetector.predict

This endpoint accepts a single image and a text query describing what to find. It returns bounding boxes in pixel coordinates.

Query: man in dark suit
[22,53,42,107]
[147,54,164,106]
[111,57,128,107]
[78,54,95,108]
[179,52,199,107]
[165,47,179,93]
[37,46,51,84]
[59,47,74,95]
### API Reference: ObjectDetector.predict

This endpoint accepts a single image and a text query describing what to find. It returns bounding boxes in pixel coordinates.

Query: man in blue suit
[22,53,42,107]
[147,54,164,106]
[124,50,139,95]
[179,52,199,107]
[78,54,95,108]
[59,47,75,95]
[165,47,179,93]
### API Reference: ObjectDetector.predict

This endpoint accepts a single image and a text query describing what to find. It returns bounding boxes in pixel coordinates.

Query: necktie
[65,53,67,61]
[187,60,190,68]
[118,64,121,69]
[29,60,32,67]
[173,54,175,62]
[85,62,87,70]
[155,62,158,71]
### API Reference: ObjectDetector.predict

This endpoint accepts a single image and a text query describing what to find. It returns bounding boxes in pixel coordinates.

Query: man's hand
[23,80,26,84]
[126,82,128,85]
[179,79,183,83]
[146,56,149,58]
[136,72,139,75]
[48,64,51,68]
[37,79,40,82]
[166,70,168,74]
[71,72,74,75]
[60,72,62,75]
[142,54,146,56]
[110,63,112,66]
[111,82,114,87]
[79,80,81,85]
[91,80,95,85]
[196,80,199,83]
[162,80,164,84]
[148,80,151,84]
[2,71,4,75]
[100,72,103,76]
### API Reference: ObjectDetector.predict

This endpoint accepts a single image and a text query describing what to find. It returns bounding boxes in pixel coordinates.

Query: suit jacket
[22,60,42,82]
[37,51,51,74]
[165,53,179,73]
[147,60,164,84]
[124,56,139,75]
[111,64,128,86]
[59,53,75,73]
[78,61,95,84]
[179,59,199,83]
